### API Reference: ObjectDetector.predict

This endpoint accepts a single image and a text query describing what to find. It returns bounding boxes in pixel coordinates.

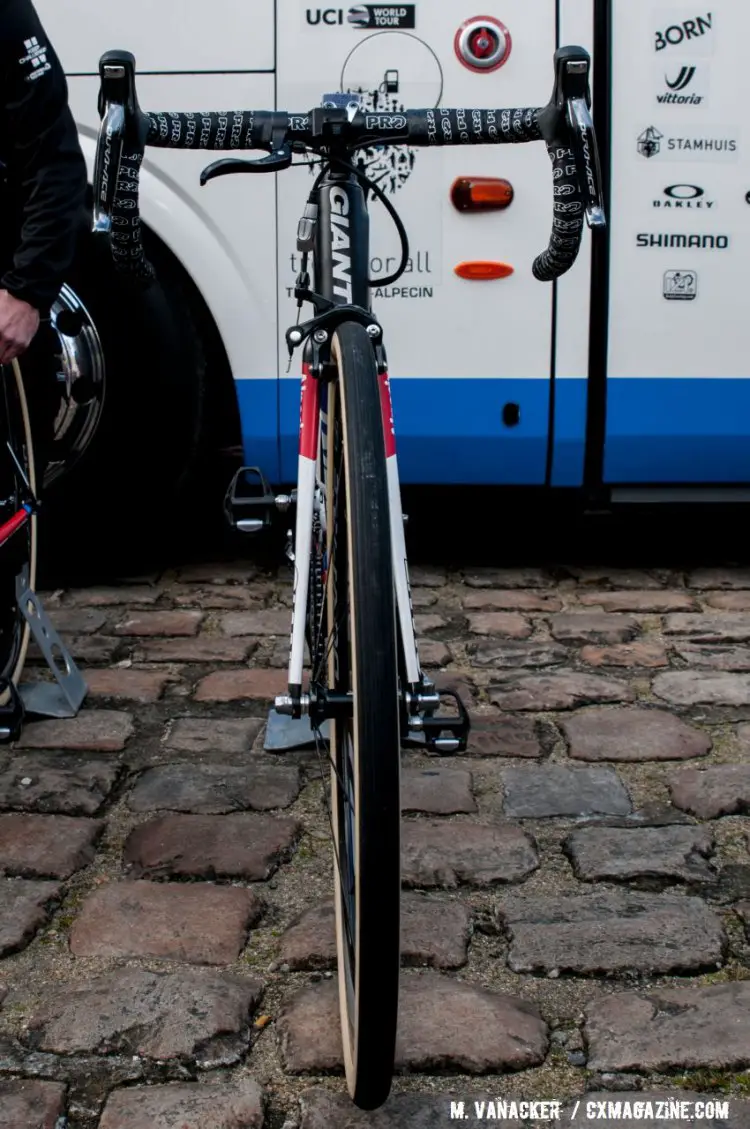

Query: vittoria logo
[666,66,696,90]
[637,232,728,249]
[657,64,707,104]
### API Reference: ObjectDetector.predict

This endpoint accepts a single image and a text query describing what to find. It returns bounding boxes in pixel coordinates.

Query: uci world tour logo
[306,6,416,27]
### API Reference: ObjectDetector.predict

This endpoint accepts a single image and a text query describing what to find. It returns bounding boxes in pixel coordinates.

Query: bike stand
[16,584,87,719]
[264,709,329,752]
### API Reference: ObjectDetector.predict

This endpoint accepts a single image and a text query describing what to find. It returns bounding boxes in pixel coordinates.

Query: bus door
[276,1,566,486]
[603,0,750,488]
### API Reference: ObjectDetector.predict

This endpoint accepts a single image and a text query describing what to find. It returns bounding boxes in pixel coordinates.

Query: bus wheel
[41,226,206,579]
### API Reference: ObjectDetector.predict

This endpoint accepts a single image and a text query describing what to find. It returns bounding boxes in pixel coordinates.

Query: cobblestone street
[1,545,750,1127]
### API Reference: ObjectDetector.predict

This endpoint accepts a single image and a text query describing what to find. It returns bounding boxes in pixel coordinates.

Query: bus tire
[42,224,206,578]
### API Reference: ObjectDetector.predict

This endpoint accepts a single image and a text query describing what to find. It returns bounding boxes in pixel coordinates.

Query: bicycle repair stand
[0,581,87,741]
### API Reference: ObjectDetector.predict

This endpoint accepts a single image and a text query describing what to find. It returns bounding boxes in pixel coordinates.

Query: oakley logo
[666,66,696,90]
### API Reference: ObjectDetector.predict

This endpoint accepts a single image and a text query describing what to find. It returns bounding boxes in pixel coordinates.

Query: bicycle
[91,45,605,1109]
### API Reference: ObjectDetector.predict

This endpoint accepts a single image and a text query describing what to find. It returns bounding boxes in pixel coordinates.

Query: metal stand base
[17,586,87,718]
[264,709,329,752]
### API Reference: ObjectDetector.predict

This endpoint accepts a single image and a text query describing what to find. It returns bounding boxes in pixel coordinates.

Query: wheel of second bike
[0,360,37,711]
[325,321,401,1109]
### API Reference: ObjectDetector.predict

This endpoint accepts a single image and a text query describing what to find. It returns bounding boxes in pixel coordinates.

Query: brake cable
[303,150,411,287]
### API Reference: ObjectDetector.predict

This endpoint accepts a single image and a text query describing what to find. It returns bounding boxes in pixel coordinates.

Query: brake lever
[566,94,606,229]
[92,99,125,235]
[200,145,292,185]
[93,51,149,235]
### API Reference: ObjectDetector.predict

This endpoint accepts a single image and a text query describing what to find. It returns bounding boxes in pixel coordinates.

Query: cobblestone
[501,766,631,817]
[128,761,300,812]
[0,754,121,814]
[550,613,639,644]
[22,966,263,1059]
[469,640,568,669]
[114,609,204,636]
[584,982,750,1071]
[136,636,253,663]
[99,1079,264,1129]
[674,644,750,670]
[463,589,563,611]
[194,668,287,701]
[83,667,174,702]
[654,670,750,706]
[467,714,543,757]
[164,716,264,753]
[124,813,300,880]
[401,767,476,814]
[489,673,634,711]
[69,879,261,963]
[564,825,716,883]
[0,879,61,956]
[0,1079,66,1128]
[580,642,669,668]
[278,974,547,1074]
[496,891,725,974]
[664,614,750,642]
[465,612,531,638]
[401,820,538,887]
[669,765,750,818]
[6,552,750,1119]
[98,1079,265,1129]
[0,814,103,879]
[577,591,697,612]
[561,707,711,763]
[15,710,133,751]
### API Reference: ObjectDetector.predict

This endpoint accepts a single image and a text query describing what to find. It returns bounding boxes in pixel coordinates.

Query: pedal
[0,678,24,743]
[401,689,470,755]
[223,467,294,534]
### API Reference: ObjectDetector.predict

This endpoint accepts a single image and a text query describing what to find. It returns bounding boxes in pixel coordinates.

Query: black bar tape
[146,111,266,149]
[532,140,584,282]
[405,107,541,145]
[108,147,154,282]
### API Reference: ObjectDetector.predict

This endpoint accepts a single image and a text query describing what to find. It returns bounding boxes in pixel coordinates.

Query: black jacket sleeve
[0,0,87,314]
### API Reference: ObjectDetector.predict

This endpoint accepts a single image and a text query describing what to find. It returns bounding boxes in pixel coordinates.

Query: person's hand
[0,290,40,365]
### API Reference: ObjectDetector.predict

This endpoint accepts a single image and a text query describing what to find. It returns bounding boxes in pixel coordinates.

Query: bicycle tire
[0,359,37,704]
[325,321,400,1109]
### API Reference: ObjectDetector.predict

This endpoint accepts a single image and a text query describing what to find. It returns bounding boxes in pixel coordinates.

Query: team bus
[32,0,750,548]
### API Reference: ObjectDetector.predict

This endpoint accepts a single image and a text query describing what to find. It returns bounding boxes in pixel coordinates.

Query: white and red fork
[275,360,424,718]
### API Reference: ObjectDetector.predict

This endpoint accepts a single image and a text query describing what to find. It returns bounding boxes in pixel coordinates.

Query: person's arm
[0,0,87,360]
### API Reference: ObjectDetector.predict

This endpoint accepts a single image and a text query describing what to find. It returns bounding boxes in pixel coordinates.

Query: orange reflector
[455,261,514,280]
[451,176,514,211]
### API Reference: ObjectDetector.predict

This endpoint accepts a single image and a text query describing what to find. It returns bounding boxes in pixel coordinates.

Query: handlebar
[92,46,605,285]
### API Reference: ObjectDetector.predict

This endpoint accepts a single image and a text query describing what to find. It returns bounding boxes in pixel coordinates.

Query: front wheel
[316,321,401,1109]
